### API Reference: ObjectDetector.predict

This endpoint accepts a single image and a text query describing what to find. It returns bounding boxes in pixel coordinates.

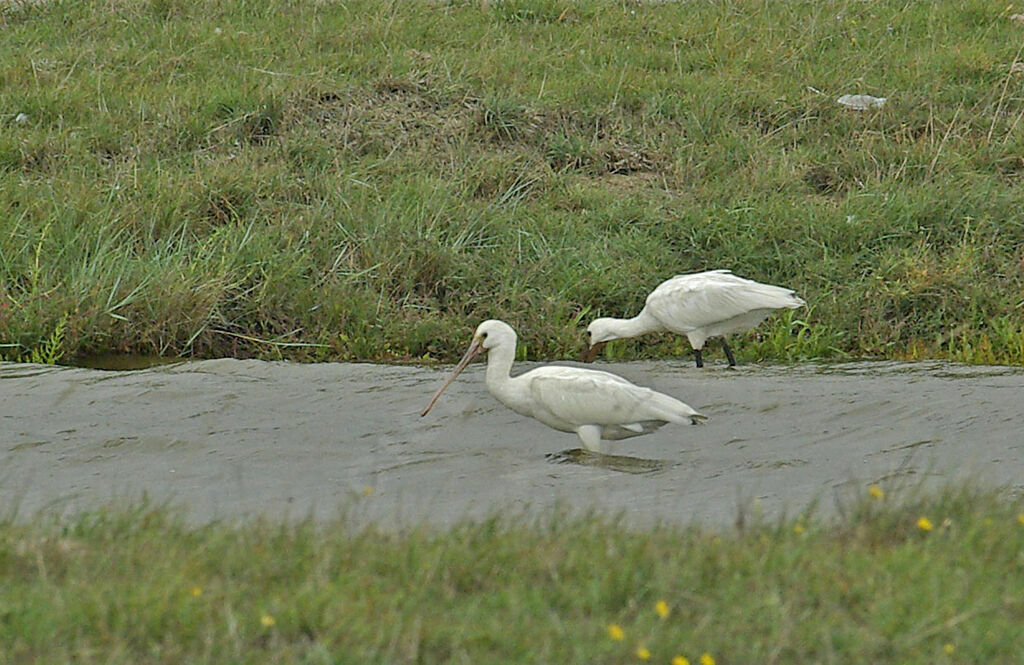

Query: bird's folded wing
[528,370,651,426]
[647,274,801,330]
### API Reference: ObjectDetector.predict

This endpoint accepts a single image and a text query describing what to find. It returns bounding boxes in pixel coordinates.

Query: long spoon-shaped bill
[581,341,607,363]
[420,339,484,417]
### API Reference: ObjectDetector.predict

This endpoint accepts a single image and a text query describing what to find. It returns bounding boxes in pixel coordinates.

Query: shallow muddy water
[1,358,1022,529]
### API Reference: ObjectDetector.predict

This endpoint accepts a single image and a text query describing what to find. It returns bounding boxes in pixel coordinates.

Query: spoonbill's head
[474,319,517,351]
[420,320,517,416]
[581,318,616,362]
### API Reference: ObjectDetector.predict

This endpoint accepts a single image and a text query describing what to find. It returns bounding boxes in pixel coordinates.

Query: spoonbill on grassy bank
[420,320,706,453]
[584,270,806,367]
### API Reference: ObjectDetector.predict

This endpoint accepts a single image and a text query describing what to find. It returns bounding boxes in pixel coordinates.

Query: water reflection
[546,448,669,475]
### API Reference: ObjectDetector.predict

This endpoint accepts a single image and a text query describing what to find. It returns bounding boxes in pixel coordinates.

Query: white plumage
[421,320,705,452]
[585,270,806,367]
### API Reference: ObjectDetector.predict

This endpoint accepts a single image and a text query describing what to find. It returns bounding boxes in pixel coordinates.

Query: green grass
[2,486,1023,663]
[2,0,1024,364]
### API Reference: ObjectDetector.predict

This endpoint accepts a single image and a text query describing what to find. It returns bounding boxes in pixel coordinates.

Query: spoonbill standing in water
[420,320,706,453]
[584,270,806,367]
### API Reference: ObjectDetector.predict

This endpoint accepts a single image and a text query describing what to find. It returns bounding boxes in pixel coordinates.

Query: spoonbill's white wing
[525,366,701,430]
[645,271,803,332]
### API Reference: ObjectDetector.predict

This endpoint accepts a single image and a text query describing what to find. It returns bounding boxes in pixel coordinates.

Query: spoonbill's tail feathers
[645,389,707,425]
[738,280,805,310]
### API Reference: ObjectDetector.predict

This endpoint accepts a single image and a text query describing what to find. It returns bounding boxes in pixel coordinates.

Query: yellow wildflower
[362,486,373,496]
[189,586,202,597]
[793,523,805,534]
[260,614,276,628]
[699,653,716,665]
[607,624,625,641]
[672,657,691,665]
[636,646,651,660]
[1017,512,1024,526]
[943,643,955,654]
[917,516,934,532]
[868,485,884,500]
[655,599,670,618]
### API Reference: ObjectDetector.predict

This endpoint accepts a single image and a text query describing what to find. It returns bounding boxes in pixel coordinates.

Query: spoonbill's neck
[484,341,516,384]
[483,340,521,405]
[608,308,664,339]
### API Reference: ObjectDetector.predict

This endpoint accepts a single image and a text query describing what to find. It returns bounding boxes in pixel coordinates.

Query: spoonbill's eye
[480,332,488,339]
[586,330,592,338]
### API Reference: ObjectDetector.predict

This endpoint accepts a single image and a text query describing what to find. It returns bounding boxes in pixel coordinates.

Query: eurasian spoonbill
[584,270,805,367]
[421,320,706,453]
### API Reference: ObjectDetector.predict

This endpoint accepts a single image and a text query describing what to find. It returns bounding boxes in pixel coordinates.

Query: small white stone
[14,112,28,124]
[837,94,887,111]
[214,27,222,35]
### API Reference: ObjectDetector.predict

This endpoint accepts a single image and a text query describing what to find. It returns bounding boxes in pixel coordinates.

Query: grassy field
[5,5,1023,662]
[0,486,1021,664]
[1,0,1023,364]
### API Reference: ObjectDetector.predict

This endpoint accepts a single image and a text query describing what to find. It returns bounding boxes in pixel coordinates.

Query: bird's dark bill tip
[581,341,607,363]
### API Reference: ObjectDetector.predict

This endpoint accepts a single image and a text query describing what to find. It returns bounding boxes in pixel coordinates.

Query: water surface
[2,359,1021,528]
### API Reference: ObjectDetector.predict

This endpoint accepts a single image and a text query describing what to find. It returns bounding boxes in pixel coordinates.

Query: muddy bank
[1,359,1022,529]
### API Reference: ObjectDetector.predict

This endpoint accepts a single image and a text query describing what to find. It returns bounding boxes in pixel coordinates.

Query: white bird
[584,270,806,367]
[421,320,706,453]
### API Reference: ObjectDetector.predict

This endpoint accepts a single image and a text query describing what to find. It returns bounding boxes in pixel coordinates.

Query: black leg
[721,338,737,367]
[694,348,704,368]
